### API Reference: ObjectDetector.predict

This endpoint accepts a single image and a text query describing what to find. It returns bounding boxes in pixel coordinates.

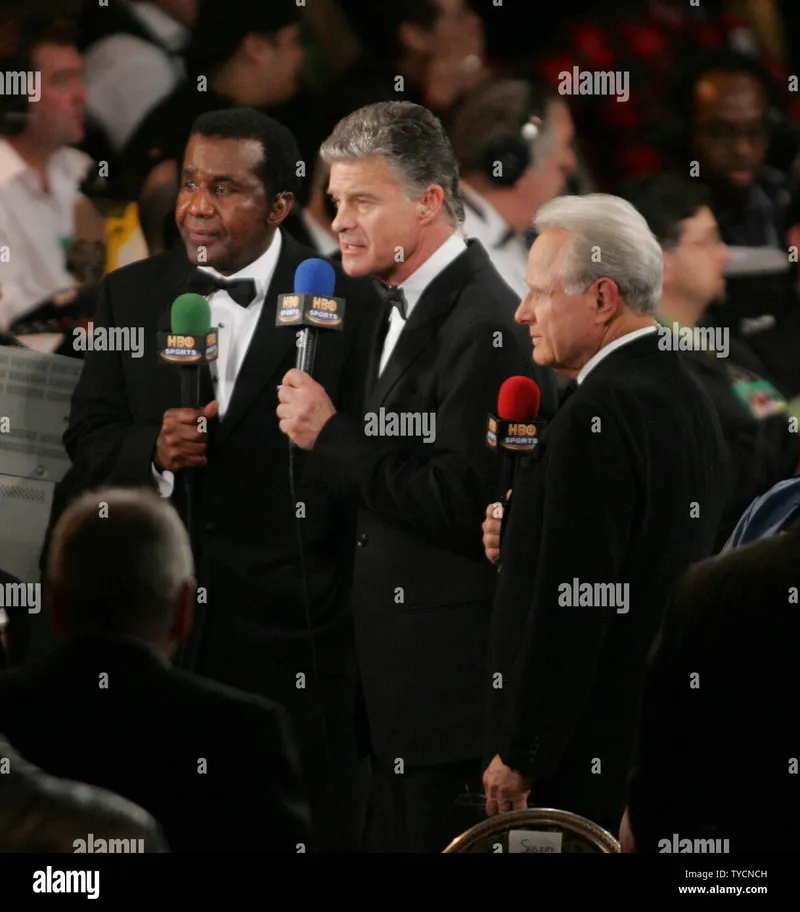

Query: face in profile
[28,42,86,147]
[515,229,610,373]
[176,134,292,275]
[328,155,429,283]
[663,206,729,308]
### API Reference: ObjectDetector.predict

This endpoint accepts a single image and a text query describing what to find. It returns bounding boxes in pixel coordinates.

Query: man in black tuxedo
[0,488,311,852]
[53,108,379,851]
[622,528,800,853]
[481,193,728,834]
[277,100,557,852]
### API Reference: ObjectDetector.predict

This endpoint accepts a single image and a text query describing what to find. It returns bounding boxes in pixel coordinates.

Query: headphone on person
[657,48,800,173]
[0,14,48,138]
[476,83,550,187]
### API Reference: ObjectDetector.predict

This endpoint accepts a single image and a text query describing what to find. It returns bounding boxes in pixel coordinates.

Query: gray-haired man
[482,194,728,835]
[277,101,557,852]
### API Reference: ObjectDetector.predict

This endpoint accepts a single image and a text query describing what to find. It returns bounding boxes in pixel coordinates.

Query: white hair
[533,193,663,315]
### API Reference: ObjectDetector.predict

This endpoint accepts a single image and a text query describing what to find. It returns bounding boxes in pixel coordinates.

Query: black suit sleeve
[63,277,160,488]
[305,319,529,558]
[496,396,636,778]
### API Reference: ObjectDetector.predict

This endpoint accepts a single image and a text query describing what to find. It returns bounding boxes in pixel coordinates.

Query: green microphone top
[171,293,212,334]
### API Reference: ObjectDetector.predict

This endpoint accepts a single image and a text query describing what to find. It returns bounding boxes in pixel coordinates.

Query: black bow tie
[376,282,409,320]
[186,269,258,308]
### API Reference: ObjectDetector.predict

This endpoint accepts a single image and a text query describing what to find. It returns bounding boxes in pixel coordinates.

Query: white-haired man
[481,194,729,835]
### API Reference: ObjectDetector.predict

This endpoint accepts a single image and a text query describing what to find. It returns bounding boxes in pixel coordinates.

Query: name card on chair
[509,830,563,853]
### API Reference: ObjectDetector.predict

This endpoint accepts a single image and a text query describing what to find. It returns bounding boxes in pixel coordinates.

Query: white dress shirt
[577,324,658,385]
[153,230,283,497]
[84,1,188,151]
[0,140,93,329]
[378,232,467,376]
[460,182,530,301]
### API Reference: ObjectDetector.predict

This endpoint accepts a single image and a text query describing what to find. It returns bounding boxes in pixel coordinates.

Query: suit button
[357,533,368,547]
[204,521,217,533]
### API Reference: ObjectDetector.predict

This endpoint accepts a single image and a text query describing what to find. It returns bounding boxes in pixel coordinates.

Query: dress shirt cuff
[151,463,175,499]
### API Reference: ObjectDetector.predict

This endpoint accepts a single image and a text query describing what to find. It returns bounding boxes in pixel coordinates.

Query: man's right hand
[154,401,218,472]
[483,490,511,565]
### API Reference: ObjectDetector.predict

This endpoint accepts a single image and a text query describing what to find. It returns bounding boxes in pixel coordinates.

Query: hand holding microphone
[484,375,543,565]
[276,258,345,450]
[483,490,511,566]
[155,400,218,471]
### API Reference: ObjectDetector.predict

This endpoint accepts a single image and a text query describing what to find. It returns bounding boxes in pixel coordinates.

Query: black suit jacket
[0,635,311,851]
[487,331,728,830]
[627,530,800,852]
[304,239,558,766]
[56,232,380,689]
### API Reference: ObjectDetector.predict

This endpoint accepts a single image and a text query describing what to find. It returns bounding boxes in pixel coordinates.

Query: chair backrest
[443,808,621,853]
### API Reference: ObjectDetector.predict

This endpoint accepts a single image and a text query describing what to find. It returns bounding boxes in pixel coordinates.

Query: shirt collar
[460,181,519,249]
[577,324,658,385]
[397,232,467,319]
[0,139,91,189]
[198,227,283,299]
[128,1,189,51]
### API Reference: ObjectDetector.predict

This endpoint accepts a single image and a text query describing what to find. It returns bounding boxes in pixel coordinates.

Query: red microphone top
[497,376,541,421]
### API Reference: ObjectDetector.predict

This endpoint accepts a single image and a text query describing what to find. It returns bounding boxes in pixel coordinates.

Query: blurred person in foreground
[0,488,311,852]
[0,733,167,853]
[481,194,728,833]
[452,77,578,299]
[618,173,800,551]
[621,526,800,852]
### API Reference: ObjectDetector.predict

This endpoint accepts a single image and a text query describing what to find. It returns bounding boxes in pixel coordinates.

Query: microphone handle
[296,326,318,375]
[179,365,202,537]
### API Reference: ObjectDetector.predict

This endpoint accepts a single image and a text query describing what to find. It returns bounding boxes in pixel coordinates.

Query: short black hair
[616,175,712,250]
[0,12,79,69]
[186,0,301,73]
[672,48,782,125]
[189,107,300,198]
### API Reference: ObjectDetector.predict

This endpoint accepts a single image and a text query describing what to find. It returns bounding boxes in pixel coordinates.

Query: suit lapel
[212,235,303,447]
[367,241,483,409]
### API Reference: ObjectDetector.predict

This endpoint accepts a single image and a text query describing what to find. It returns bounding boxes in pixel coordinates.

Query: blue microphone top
[294,258,336,296]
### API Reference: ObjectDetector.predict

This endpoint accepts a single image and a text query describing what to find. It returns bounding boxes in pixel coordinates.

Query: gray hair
[320,101,465,227]
[46,487,194,638]
[533,194,663,315]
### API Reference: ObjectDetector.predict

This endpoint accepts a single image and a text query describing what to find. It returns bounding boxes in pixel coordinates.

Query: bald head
[46,488,195,646]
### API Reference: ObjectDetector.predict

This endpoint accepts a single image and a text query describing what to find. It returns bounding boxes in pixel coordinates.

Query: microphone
[276,258,345,378]
[156,293,219,534]
[487,375,545,506]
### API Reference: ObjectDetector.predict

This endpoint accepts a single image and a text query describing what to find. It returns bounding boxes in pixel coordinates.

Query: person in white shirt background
[451,77,579,300]
[81,0,197,154]
[0,14,96,331]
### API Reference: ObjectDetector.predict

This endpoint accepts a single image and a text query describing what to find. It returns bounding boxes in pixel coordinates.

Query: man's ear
[268,192,294,226]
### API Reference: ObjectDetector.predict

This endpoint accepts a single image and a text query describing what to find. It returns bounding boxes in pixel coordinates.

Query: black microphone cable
[288,442,336,829]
